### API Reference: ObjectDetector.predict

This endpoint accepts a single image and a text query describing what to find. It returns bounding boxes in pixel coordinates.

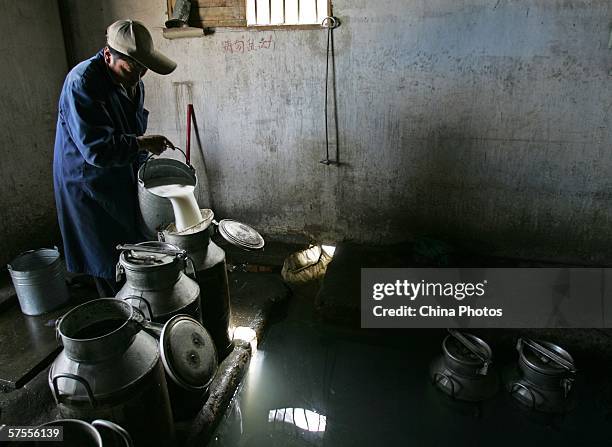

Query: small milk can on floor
[49,299,175,446]
[430,330,498,402]
[507,338,577,414]
[115,241,202,324]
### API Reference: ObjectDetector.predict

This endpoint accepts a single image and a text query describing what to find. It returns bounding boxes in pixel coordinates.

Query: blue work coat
[53,50,148,279]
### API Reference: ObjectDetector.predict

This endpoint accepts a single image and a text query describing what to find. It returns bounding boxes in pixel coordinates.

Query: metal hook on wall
[321,16,340,29]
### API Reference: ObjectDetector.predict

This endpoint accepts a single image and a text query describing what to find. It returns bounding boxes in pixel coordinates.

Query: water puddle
[210,303,612,446]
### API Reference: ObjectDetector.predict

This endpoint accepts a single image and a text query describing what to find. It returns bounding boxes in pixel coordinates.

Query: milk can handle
[562,377,574,398]
[123,296,154,321]
[510,382,536,409]
[432,372,456,398]
[115,262,125,283]
[92,420,134,447]
[51,373,96,407]
[54,316,64,345]
[183,255,198,282]
[129,305,164,338]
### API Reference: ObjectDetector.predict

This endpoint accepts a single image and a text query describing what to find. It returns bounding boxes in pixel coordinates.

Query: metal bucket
[137,158,197,239]
[7,247,69,315]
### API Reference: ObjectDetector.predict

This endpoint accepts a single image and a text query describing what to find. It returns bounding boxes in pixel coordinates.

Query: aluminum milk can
[49,299,175,446]
[508,338,577,413]
[115,241,202,324]
[160,226,233,359]
[160,211,264,359]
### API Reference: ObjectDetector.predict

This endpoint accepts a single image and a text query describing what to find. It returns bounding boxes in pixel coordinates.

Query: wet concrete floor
[209,282,612,447]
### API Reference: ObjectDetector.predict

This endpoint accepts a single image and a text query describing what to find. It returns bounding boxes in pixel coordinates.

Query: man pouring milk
[53,20,177,297]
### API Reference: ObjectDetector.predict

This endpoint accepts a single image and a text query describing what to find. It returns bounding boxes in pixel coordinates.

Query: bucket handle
[92,420,134,447]
[140,147,193,183]
[51,373,97,407]
[123,295,154,321]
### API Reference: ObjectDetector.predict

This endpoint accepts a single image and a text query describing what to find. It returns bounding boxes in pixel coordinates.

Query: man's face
[104,46,148,87]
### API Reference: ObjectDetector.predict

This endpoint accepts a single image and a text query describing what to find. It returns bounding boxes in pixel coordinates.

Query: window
[166,0,331,29]
[247,0,330,26]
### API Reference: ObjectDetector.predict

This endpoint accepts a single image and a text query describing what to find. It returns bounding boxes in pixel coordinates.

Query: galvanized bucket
[137,157,197,239]
[7,247,69,315]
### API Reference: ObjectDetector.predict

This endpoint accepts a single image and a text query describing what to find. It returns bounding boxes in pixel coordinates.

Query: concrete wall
[0,0,67,266]
[61,0,612,263]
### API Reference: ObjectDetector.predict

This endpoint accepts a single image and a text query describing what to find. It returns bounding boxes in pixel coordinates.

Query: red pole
[186,103,193,165]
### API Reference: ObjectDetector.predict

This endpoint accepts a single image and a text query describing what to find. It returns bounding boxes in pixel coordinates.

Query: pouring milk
[146,179,203,232]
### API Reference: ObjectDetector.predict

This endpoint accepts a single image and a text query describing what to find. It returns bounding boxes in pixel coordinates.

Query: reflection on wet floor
[209,284,612,447]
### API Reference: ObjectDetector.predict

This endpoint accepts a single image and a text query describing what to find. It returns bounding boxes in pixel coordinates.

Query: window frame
[166,0,332,31]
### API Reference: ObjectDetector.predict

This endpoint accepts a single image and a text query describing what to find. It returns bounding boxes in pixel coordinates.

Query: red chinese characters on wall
[222,35,274,54]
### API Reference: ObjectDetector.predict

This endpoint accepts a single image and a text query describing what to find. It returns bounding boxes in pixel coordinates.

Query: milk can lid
[444,334,490,366]
[160,315,218,390]
[120,242,181,268]
[519,339,575,375]
[217,219,265,250]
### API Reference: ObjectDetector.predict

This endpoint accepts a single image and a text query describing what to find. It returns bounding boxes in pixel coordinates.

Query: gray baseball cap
[107,19,177,75]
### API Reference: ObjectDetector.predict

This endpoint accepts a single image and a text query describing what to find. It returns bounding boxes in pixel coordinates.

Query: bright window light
[247,0,329,26]
[321,244,336,257]
[232,326,258,351]
[268,408,327,432]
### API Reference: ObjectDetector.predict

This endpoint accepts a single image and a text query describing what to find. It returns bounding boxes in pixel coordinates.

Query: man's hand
[137,135,175,155]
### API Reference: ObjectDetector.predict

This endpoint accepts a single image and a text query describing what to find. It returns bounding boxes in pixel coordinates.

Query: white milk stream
[146,182,203,232]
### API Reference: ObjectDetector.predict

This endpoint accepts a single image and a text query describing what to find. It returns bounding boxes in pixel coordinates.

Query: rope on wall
[320,16,340,166]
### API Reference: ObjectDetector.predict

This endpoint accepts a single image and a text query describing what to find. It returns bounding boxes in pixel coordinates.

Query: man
[53,20,177,297]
